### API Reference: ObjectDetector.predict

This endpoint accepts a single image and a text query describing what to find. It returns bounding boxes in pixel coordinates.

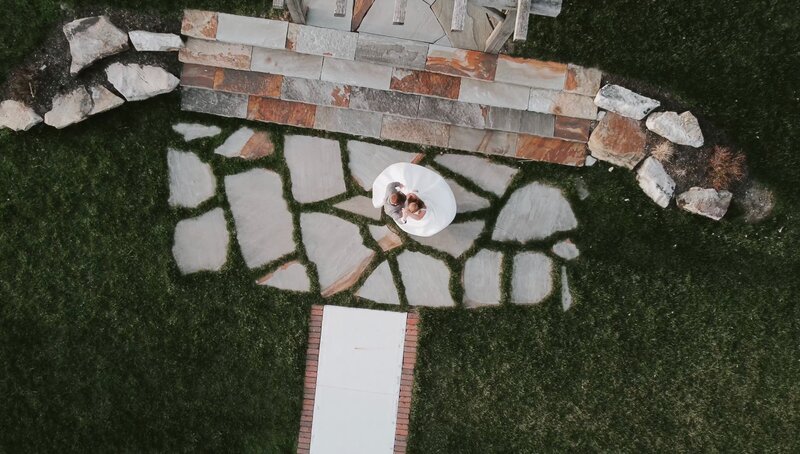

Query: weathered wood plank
[286,0,306,24]
[393,0,408,25]
[451,0,467,31]
[471,0,562,17]
[514,0,529,42]
[334,0,347,17]
[484,10,515,53]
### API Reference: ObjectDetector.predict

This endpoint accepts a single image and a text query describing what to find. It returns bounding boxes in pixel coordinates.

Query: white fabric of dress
[371,163,456,237]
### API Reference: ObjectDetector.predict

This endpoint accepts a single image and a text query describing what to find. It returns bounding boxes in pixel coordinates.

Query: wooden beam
[514,0,529,42]
[334,0,347,17]
[484,9,515,53]
[484,7,504,23]
[451,0,468,31]
[393,0,408,24]
[273,0,285,8]
[471,0,562,17]
[286,0,306,24]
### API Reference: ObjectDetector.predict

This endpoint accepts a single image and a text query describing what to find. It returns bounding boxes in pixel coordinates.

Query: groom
[384,181,407,224]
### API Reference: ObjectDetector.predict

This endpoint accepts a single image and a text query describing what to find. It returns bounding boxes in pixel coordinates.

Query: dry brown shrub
[707,145,746,190]
[651,141,675,162]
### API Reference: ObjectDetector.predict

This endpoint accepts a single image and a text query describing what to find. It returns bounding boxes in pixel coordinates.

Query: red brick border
[297,304,324,454]
[394,311,420,454]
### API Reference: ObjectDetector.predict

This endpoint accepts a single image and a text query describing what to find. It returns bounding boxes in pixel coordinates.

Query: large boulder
[645,111,704,147]
[63,16,129,74]
[594,84,660,120]
[106,63,179,101]
[0,100,42,131]
[44,87,93,129]
[587,112,647,169]
[636,157,676,208]
[676,187,733,221]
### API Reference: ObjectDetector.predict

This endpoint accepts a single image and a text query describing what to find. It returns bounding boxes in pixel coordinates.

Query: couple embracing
[384,182,427,224]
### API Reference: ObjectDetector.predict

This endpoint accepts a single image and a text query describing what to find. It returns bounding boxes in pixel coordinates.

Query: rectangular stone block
[425,45,497,81]
[286,23,358,59]
[179,38,252,70]
[281,77,351,107]
[417,97,486,129]
[494,55,567,90]
[515,134,586,166]
[458,78,529,110]
[381,116,449,148]
[181,10,218,40]
[554,116,591,142]
[354,33,428,70]
[448,126,517,156]
[180,63,215,88]
[519,111,555,137]
[528,88,558,114]
[251,47,324,79]
[390,69,461,99]
[321,58,392,90]
[181,87,248,118]
[552,92,598,120]
[349,87,421,117]
[213,67,283,97]
[564,63,602,96]
[486,107,521,132]
[216,13,288,49]
[314,106,382,138]
[247,96,317,128]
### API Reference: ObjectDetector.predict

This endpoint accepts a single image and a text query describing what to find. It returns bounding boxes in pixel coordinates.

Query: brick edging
[394,311,420,454]
[297,304,324,454]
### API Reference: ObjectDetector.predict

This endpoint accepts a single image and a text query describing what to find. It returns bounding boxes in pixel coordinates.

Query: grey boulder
[645,111,704,147]
[0,100,42,131]
[63,16,129,74]
[106,63,180,101]
[677,187,733,221]
[635,157,675,208]
[594,84,660,120]
[128,31,184,51]
[44,87,93,129]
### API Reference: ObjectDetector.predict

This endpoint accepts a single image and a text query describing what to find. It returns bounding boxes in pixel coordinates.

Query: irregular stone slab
[554,116,591,142]
[551,239,579,260]
[215,127,274,159]
[247,97,316,127]
[587,112,647,169]
[458,78,529,110]
[381,116,450,148]
[44,87,92,129]
[179,38,252,70]
[256,260,311,292]
[216,13,288,48]
[347,140,421,190]
[63,16,129,74]
[182,87,248,119]
[281,78,351,107]
[515,134,587,166]
[129,31,184,51]
[314,106,382,138]
[645,111,704,147]
[738,181,775,224]
[676,187,733,221]
[349,87,421,117]
[434,154,518,196]
[431,0,493,51]
[172,208,229,275]
[172,123,221,141]
[390,68,461,99]
[212,68,283,98]
[368,225,403,251]
[564,64,602,96]
[167,148,216,208]
[181,10,218,39]
[493,182,577,242]
[413,220,484,257]
[334,195,381,221]
[463,249,502,308]
[87,85,124,116]
[448,126,517,157]
[418,97,486,128]
[287,23,358,59]
[301,212,375,296]
[397,251,455,307]
[511,252,553,305]
[636,157,675,208]
[561,266,572,311]
[426,45,498,80]
[356,260,400,305]
[594,84,660,120]
[284,135,346,203]
[495,55,567,90]
[251,47,323,79]
[321,58,393,91]
[225,169,296,268]
[446,178,491,213]
[355,33,429,70]
[0,100,42,131]
[357,0,446,43]
[304,0,353,31]
[106,63,179,101]
[180,63,216,89]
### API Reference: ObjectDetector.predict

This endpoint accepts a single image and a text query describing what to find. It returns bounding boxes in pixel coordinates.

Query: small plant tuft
[651,141,675,163]
[707,145,746,190]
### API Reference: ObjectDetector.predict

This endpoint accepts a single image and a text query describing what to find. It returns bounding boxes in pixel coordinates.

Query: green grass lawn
[1,0,799,452]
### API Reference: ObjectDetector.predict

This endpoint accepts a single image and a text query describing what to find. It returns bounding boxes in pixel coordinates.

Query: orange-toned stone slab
[180,63,216,88]
[564,64,602,96]
[390,68,461,99]
[213,67,282,97]
[554,116,592,142]
[179,38,252,70]
[516,134,587,166]
[247,96,316,128]
[587,112,646,169]
[425,45,498,81]
[381,116,449,148]
[181,10,218,40]
[495,55,567,90]
[241,131,275,159]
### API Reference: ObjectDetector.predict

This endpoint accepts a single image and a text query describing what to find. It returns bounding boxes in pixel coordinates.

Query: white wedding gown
[371,163,457,237]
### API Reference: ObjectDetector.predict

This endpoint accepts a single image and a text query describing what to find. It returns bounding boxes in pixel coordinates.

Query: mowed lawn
[1,0,799,452]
